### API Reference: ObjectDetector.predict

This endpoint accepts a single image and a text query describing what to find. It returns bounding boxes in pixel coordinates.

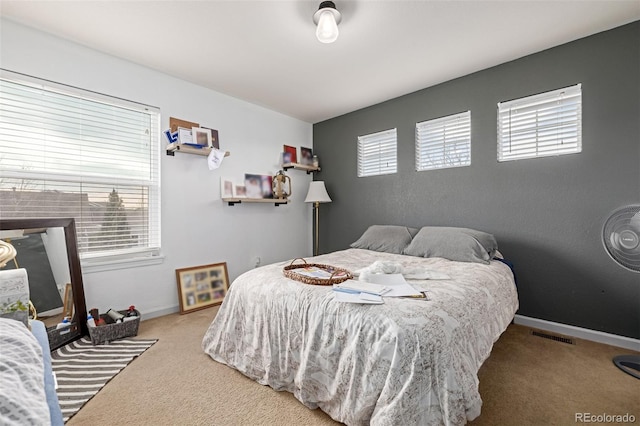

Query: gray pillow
[350,225,419,254]
[402,226,498,264]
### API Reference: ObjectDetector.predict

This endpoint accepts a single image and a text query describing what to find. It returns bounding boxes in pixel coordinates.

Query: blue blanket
[31,320,64,426]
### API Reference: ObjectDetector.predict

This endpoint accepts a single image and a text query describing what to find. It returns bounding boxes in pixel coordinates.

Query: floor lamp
[305,181,332,256]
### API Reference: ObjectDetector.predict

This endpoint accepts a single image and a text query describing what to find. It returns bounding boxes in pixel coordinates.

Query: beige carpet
[67,306,639,425]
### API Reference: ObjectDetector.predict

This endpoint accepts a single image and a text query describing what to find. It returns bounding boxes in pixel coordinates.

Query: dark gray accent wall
[313,21,639,339]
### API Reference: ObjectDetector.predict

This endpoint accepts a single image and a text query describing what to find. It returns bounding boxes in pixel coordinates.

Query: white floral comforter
[0,318,50,426]
[202,249,518,425]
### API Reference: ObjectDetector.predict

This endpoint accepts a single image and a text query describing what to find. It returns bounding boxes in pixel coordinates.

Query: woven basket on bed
[283,258,353,286]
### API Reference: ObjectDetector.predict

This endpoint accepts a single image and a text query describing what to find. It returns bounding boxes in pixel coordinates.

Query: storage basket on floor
[47,322,80,349]
[88,309,140,345]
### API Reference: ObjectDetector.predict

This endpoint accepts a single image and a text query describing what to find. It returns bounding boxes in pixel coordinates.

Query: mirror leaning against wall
[0,218,87,350]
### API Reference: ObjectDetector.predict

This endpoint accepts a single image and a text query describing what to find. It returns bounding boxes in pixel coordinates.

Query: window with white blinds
[415,111,471,171]
[357,128,397,177]
[0,70,161,261]
[498,84,582,162]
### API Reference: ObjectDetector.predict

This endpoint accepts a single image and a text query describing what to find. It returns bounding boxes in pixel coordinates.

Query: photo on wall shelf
[177,127,193,144]
[300,147,313,165]
[176,263,230,314]
[283,145,297,164]
[244,174,273,199]
[234,184,247,198]
[221,177,249,198]
[203,127,220,149]
[170,117,199,133]
[192,127,212,148]
[221,177,234,198]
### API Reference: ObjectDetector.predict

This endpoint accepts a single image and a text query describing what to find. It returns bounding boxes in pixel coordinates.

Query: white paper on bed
[333,279,390,295]
[359,272,423,297]
[333,290,383,304]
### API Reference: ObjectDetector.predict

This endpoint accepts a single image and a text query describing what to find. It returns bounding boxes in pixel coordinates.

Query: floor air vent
[530,330,575,345]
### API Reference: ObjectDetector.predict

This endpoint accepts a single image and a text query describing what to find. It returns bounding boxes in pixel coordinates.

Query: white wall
[1,19,314,318]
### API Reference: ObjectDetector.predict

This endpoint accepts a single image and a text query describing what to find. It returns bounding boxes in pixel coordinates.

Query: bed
[0,318,64,426]
[1,264,64,426]
[202,225,518,425]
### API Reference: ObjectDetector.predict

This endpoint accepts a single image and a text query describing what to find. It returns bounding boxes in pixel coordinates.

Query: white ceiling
[1,1,639,124]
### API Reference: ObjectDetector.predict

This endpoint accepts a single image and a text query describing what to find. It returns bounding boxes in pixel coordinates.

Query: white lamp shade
[305,181,332,203]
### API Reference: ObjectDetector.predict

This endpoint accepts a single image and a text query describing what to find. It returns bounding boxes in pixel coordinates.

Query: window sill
[81,254,165,274]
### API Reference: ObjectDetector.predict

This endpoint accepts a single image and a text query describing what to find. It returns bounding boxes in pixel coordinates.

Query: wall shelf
[282,162,320,174]
[166,142,230,157]
[222,198,289,206]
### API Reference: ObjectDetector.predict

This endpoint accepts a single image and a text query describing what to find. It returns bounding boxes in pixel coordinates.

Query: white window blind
[357,128,397,177]
[498,84,582,161]
[0,70,161,261]
[416,111,471,171]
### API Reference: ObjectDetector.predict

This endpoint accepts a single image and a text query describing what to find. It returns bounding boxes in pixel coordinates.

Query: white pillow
[0,268,30,326]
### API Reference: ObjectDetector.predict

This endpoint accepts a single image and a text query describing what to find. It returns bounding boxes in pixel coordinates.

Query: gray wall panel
[313,21,640,338]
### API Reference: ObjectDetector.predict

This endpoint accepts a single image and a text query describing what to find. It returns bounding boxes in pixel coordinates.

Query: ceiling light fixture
[313,1,341,44]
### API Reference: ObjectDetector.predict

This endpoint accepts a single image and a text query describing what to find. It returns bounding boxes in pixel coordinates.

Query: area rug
[51,337,157,422]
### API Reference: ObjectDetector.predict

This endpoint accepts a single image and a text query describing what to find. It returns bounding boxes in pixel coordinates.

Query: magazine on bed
[294,266,349,279]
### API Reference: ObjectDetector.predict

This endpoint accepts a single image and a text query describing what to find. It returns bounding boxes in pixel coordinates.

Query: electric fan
[603,204,640,272]
[603,205,640,379]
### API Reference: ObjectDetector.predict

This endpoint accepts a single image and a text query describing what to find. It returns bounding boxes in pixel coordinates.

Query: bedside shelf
[282,163,320,174]
[222,198,289,206]
[166,143,230,157]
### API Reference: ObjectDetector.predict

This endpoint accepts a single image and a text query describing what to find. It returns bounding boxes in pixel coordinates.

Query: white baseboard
[139,305,179,321]
[514,315,640,352]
